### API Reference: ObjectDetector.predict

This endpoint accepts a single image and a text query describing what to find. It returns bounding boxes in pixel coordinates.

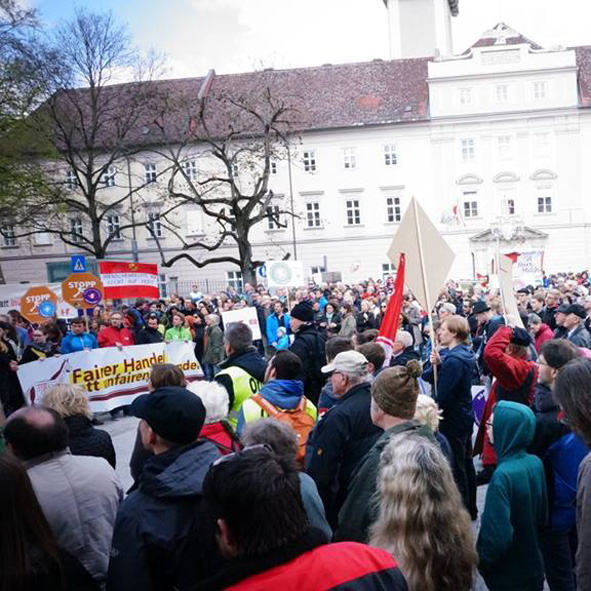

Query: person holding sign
[61,317,98,354]
[98,312,134,349]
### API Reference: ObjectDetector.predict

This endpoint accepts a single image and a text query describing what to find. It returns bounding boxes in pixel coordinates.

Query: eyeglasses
[211,443,273,468]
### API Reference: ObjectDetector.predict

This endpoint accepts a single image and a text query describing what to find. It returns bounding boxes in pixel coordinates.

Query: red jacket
[97,325,135,348]
[534,323,554,352]
[206,541,406,591]
[199,421,240,455]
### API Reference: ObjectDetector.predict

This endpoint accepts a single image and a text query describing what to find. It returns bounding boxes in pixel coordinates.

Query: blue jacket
[107,441,222,591]
[422,343,477,438]
[60,332,99,354]
[305,381,381,527]
[266,313,290,346]
[477,401,547,591]
[236,379,304,436]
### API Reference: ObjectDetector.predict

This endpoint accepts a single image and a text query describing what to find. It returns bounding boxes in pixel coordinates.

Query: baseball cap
[321,350,368,374]
[556,303,570,314]
[130,386,206,444]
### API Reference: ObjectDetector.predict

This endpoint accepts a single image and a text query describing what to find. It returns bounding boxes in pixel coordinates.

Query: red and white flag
[98,261,159,300]
[376,253,406,366]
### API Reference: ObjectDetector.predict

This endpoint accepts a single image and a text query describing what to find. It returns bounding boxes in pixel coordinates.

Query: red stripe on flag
[376,253,406,366]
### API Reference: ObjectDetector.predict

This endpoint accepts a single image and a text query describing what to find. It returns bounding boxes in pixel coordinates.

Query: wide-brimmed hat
[471,301,490,315]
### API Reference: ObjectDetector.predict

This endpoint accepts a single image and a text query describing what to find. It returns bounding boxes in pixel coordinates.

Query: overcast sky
[34,0,591,79]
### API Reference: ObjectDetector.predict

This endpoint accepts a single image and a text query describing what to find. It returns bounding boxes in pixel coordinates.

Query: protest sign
[499,254,525,328]
[0,283,77,319]
[20,286,59,324]
[98,261,159,299]
[221,307,262,340]
[17,341,203,412]
[512,250,544,289]
[62,273,104,309]
[265,261,305,288]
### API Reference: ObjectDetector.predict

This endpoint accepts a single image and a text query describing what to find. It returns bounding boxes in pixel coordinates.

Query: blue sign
[82,288,102,305]
[257,264,267,279]
[38,301,56,318]
[71,255,86,273]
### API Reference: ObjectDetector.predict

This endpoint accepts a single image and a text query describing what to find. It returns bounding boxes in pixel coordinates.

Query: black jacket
[305,381,381,527]
[135,327,164,345]
[529,383,568,458]
[215,347,267,408]
[289,323,327,405]
[542,306,558,332]
[107,441,222,591]
[64,415,117,469]
[390,346,420,367]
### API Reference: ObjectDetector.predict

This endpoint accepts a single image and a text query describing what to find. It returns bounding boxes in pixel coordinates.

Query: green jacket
[477,401,547,591]
[335,419,435,543]
[202,325,224,365]
[164,326,192,343]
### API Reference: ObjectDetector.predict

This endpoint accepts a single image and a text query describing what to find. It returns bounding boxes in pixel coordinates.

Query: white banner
[0,283,77,319]
[221,307,262,341]
[265,260,305,288]
[17,341,203,412]
[513,251,544,289]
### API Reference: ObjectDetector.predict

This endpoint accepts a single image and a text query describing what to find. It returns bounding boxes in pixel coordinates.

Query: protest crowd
[2,270,591,591]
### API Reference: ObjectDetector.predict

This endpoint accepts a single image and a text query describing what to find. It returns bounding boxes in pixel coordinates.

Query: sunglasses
[211,443,273,468]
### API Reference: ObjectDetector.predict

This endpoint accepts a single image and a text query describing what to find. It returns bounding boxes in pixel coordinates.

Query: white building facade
[2,20,591,290]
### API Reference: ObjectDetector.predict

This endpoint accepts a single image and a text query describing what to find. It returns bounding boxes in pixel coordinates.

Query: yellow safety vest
[216,365,263,428]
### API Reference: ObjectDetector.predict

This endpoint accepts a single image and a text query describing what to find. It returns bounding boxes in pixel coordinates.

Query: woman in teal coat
[477,401,547,591]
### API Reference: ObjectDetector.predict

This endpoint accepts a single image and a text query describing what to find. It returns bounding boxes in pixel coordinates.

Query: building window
[311,265,326,275]
[497,135,512,160]
[458,87,473,106]
[533,132,551,158]
[382,262,396,280]
[104,165,116,187]
[461,139,475,162]
[463,193,478,218]
[533,81,548,100]
[346,199,361,225]
[106,214,121,239]
[70,217,84,243]
[495,84,509,103]
[158,274,168,298]
[342,147,357,170]
[227,270,243,291]
[537,196,552,213]
[34,232,52,246]
[1,224,16,247]
[384,144,397,166]
[147,212,163,238]
[144,163,157,184]
[386,196,401,223]
[501,198,516,216]
[270,161,277,175]
[183,160,198,181]
[66,169,77,189]
[303,150,316,173]
[306,202,321,228]
[266,205,283,230]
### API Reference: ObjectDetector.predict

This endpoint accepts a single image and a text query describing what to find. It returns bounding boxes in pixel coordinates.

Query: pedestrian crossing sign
[71,255,86,273]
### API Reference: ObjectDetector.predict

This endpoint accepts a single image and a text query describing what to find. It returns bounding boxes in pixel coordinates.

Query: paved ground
[102,415,547,591]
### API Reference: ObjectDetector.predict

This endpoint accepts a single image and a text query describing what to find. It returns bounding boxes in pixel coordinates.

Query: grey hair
[394,331,413,348]
[528,313,542,327]
[208,313,220,326]
[242,418,298,460]
[439,302,456,315]
[186,380,229,423]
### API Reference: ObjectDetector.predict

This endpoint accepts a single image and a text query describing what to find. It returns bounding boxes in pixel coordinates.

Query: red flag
[377,253,406,366]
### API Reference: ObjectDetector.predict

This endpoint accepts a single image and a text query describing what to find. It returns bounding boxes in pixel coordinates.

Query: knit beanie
[290,301,314,322]
[371,360,422,419]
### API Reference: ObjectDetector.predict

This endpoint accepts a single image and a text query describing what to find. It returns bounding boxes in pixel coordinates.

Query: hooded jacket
[107,441,222,591]
[60,331,99,354]
[534,323,554,352]
[289,323,328,404]
[477,401,547,591]
[422,343,477,438]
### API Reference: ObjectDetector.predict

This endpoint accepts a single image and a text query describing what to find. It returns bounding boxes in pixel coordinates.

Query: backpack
[251,394,315,468]
[544,431,588,531]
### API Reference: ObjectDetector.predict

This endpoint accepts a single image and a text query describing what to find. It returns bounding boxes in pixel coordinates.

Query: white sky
[36,0,591,79]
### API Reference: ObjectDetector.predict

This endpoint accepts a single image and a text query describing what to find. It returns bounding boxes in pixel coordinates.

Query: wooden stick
[412,198,438,398]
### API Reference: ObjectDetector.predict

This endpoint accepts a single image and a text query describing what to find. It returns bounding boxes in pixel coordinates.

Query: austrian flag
[98,261,159,299]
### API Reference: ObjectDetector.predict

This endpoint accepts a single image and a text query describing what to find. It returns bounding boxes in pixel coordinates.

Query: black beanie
[291,301,314,322]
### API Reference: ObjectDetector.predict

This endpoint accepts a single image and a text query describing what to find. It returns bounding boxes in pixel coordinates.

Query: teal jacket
[334,419,435,543]
[477,401,548,591]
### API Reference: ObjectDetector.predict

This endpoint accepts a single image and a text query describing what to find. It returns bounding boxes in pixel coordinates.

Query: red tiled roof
[463,23,542,55]
[575,46,591,108]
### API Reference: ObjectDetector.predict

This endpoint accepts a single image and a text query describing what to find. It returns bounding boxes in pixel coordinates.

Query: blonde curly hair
[42,384,92,419]
[414,394,443,432]
[370,432,477,591]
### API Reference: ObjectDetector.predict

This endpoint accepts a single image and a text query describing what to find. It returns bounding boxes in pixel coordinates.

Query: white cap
[321,350,368,374]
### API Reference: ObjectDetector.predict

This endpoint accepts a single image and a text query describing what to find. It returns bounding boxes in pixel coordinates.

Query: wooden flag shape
[387,197,455,313]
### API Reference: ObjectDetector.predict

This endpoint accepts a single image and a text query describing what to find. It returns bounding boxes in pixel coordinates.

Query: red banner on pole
[98,261,159,300]
[376,253,406,366]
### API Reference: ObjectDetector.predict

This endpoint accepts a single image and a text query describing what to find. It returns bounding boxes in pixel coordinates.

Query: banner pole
[412,198,438,398]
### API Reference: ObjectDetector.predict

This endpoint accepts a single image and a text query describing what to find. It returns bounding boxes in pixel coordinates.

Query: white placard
[265,260,305,288]
[221,307,262,341]
[0,283,77,319]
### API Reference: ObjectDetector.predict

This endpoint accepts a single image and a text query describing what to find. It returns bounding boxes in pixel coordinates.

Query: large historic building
[2,0,591,290]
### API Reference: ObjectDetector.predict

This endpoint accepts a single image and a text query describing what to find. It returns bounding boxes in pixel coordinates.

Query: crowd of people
[1,270,591,590]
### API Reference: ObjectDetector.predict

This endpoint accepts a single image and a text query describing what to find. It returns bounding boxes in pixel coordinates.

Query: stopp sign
[20,287,59,324]
[61,273,104,309]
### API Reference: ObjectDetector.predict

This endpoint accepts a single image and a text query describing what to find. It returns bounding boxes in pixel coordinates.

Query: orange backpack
[250,394,315,468]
